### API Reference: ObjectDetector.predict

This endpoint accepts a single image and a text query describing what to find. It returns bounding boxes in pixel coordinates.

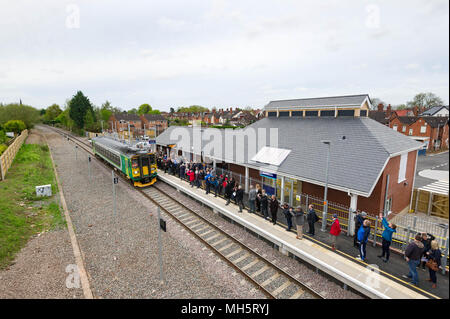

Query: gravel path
[41,126,265,299]
[156,182,363,299]
[0,129,83,299]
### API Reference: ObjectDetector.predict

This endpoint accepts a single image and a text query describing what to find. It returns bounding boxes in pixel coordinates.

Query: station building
[156,95,423,220]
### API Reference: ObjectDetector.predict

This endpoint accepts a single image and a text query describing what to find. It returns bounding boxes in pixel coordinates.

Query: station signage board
[260,171,277,180]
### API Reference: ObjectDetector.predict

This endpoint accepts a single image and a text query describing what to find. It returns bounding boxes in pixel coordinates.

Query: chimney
[377,103,384,112]
[413,106,418,116]
[230,107,233,112]
[386,104,392,117]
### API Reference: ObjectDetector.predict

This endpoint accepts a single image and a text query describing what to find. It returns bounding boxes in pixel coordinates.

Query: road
[414,151,449,189]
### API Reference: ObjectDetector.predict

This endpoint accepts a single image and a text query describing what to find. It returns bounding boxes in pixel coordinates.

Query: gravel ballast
[40,126,266,299]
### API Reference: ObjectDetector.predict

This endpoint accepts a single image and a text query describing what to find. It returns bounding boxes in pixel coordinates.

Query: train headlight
[134,170,139,175]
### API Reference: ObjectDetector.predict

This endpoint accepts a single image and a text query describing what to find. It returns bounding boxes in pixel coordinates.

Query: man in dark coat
[269,195,279,225]
[307,204,317,236]
[235,185,244,212]
[225,179,234,205]
[259,190,269,220]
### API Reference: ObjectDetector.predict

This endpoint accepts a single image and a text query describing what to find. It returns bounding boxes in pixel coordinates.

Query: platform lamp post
[321,140,331,232]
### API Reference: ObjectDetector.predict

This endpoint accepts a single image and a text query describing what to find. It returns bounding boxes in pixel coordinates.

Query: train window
[149,154,156,164]
[132,158,139,168]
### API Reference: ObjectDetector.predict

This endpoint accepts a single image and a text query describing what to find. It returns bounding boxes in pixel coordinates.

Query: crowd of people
[157,153,443,290]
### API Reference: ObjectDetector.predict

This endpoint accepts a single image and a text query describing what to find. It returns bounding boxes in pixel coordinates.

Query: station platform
[157,170,443,299]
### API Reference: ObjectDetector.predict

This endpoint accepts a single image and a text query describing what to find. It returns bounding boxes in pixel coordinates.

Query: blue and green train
[92,136,157,187]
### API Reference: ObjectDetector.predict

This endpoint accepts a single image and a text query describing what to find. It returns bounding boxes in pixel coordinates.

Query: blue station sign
[260,171,277,180]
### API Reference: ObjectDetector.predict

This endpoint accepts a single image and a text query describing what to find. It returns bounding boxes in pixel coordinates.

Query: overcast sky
[0,0,448,111]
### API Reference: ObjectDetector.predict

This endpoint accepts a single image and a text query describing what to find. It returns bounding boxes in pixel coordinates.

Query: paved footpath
[37,126,262,299]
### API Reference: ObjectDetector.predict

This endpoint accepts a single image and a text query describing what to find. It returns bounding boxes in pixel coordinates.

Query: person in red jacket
[188,169,195,187]
[329,214,341,251]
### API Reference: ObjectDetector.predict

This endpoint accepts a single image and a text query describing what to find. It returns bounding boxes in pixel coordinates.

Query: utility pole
[321,140,331,232]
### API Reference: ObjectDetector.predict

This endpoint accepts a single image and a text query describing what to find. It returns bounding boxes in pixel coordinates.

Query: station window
[320,110,335,117]
[291,111,303,117]
[338,110,355,117]
[268,111,277,117]
[278,111,289,117]
[305,111,318,117]
[360,110,367,116]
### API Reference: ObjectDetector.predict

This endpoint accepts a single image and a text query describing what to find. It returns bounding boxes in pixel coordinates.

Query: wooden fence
[0,130,28,180]
[411,188,449,219]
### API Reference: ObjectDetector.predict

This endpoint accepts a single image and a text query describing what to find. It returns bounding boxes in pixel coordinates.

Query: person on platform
[188,169,195,187]
[377,213,397,263]
[284,205,295,231]
[420,232,436,271]
[307,204,318,236]
[235,184,244,212]
[225,177,234,205]
[294,206,305,239]
[259,190,269,220]
[356,219,371,262]
[353,211,367,247]
[402,233,424,286]
[426,240,441,289]
[255,184,262,212]
[248,185,257,214]
[329,214,341,251]
[269,195,279,225]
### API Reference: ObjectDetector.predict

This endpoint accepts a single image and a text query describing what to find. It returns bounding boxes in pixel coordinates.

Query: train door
[140,155,150,177]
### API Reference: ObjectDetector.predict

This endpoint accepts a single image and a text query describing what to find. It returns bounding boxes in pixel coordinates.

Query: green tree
[170,107,175,114]
[148,109,161,115]
[407,92,444,109]
[43,104,62,122]
[128,108,138,115]
[138,104,152,115]
[177,105,209,113]
[68,91,94,129]
[0,103,40,128]
[55,109,74,129]
[395,104,407,110]
[4,120,26,134]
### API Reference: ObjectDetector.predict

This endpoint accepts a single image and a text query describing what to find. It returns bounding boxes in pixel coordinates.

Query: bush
[0,144,7,155]
[4,120,26,135]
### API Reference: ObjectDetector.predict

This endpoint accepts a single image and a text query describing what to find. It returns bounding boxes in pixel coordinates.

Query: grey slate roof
[265,94,370,110]
[420,106,449,116]
[156,117,422,196]
[113,113,141,121]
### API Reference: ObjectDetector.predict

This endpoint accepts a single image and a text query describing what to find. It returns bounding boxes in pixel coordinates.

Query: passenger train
[92,136,157,187]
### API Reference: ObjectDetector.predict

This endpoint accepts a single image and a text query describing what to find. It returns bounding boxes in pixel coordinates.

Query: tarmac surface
[414,151,449,189]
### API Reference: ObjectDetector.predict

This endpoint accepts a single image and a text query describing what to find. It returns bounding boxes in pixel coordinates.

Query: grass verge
[0,143,66,269]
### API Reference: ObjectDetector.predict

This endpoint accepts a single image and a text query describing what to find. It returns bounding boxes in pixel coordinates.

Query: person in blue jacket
[377,213,397,263]
[356,219,371,262]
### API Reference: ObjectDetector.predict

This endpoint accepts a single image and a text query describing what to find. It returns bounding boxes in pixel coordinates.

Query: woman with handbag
[426,240,441,289]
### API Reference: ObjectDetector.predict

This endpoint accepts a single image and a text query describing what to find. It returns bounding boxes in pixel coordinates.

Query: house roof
[394,110,411,117]
[368,110,389,125]
[420,106,449,116]
[156,117,422,197]
[113,113,141,121]
[142,113,167,121]
[423,116,449,128]
[396,116,419,125]
[265,94,370,110]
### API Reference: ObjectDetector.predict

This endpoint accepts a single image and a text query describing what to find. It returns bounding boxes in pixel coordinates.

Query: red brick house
[140,113,168,136]
[109,113,142,134]
[389,116,449,151]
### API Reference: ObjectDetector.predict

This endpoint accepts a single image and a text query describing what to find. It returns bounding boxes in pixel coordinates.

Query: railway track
[46,126,325,299]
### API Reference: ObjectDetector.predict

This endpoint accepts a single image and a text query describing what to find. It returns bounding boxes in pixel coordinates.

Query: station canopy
[250,146,291,166]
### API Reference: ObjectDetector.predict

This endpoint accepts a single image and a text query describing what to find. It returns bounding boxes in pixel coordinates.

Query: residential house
[109,113,142,138]
[140,113,168,136]
[420,105,449,117]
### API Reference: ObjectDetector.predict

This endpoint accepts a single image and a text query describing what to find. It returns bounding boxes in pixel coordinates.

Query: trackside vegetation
[0,144,65,269]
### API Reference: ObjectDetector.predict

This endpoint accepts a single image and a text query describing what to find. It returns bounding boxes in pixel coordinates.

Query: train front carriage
[92,136,157,187]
